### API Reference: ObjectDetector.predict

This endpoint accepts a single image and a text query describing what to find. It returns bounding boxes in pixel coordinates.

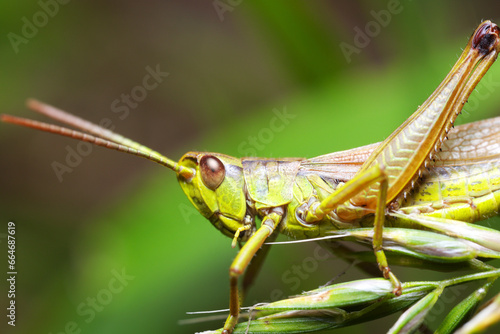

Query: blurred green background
[1,1,500,333]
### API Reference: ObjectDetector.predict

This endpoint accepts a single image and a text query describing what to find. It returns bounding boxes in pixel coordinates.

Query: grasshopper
[2,21,500,333]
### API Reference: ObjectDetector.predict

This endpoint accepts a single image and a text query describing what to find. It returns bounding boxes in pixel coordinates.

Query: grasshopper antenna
[1,99,194,179]
[266,234,347,245]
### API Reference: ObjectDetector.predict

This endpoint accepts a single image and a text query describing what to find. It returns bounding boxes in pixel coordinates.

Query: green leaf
[455,292,500,334]
[387,287,443,334]
[436,281,493,334]
[256,278,394,312]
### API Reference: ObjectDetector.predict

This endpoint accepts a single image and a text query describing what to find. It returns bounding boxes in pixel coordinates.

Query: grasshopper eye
[200,155,225,190]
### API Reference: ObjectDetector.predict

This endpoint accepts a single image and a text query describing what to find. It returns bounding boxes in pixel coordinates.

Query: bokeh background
[1,1,500,333]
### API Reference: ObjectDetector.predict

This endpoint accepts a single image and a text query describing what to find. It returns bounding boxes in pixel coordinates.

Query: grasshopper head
[177,152,251,241]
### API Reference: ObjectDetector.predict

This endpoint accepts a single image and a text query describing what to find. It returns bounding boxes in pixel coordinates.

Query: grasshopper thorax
[177,152,253,241]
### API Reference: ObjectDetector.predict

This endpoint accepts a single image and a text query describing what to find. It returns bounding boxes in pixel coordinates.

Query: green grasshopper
[2,21,500,333]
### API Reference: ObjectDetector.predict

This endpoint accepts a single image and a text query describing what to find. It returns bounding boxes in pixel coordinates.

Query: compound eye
[200,155,225,190]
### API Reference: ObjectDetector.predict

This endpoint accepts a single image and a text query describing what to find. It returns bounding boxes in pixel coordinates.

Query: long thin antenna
[1,100,194,178]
